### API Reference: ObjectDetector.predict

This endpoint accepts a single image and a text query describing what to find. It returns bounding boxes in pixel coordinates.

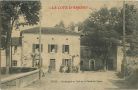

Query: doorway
[49,59,56,71]
[107,59,114,70]
[89,59,95,70]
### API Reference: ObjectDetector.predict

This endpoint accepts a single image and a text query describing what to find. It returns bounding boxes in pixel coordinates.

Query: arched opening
[89,59,95,71]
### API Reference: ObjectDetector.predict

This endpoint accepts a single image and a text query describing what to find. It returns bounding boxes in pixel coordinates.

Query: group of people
[60,65,79,73]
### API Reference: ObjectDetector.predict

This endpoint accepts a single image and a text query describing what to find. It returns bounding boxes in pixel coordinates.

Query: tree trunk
[5,44,10,74]
[5,22,12,75]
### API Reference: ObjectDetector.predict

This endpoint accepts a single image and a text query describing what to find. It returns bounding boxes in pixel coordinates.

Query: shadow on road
[107,79,138,90]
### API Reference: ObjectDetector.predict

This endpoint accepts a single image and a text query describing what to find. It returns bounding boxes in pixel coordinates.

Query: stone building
[80,44,130,72]
[1,37,22,67]
[21,27,80,72]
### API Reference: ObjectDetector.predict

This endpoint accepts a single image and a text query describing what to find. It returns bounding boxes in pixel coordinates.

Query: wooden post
[122,0,126,79]
[11,38,12,67]
[0,1,2,88]
[39,1,42,79]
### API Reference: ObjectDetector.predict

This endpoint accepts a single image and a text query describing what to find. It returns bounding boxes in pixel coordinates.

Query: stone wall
[1,70,39,89]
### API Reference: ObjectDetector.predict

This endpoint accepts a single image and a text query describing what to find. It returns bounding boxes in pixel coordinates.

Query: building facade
[11,37,22,67]
[21,27,80,72]
[1,37,22,67]
[80,46,104,71]
[80,44,130,72]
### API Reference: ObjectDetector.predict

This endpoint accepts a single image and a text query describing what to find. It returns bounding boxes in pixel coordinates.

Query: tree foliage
[82,4,137,48]
[81,4,137,69]
[55,20,65,28]
[0,1,41,73]
[82,6,121,47]
[68,22,75,31]
[1,1,41,48]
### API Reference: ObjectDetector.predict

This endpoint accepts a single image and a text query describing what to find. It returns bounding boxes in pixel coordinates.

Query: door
[49,59,56,71]
[107,59,114,70]
[89,60,95,70]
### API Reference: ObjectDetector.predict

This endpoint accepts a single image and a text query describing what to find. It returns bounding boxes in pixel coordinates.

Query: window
[62,45,69,54]
[12,60,17,66]
[12,45,17,54]
[62,59,71,66]
[14,46,17,54]
[32,44,43,52]
[48,44,57,53]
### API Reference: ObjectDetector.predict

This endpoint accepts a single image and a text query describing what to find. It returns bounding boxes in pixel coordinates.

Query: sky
[41,0,123,27]
[12,0,125,36]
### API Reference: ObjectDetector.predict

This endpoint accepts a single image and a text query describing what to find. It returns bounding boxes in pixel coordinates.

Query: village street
[9,71,130,90]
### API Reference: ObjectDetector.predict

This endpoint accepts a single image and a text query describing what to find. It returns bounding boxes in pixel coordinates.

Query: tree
[81,7,119,70]
[0,1,41,74]
[82,6,120,45]
[77,22,84,32]
[116,4,137,36]
[68,22,75,31]
[55,20,65,28]
[127,3,138,56]
[81,4,137,70]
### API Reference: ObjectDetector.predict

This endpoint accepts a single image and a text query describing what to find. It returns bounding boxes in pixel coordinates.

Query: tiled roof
[21,27,80,36]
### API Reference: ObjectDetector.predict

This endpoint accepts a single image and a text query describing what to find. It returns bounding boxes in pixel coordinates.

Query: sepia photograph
[0,0,138,90]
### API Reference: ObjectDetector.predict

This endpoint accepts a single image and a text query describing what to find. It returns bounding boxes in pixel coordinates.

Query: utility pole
[0,1,2,89]
[39,0,42,80]
[11,38,12,67]
[122,0,127,79]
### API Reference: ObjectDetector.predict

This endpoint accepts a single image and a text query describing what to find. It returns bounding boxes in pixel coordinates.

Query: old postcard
[0,0,138,90]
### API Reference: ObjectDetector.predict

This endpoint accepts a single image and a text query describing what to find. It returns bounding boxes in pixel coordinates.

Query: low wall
[1,67,37,74]
[1,70,39,89]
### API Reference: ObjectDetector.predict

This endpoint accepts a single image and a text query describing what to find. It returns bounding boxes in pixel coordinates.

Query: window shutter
[41,44,43,52]
[48,44,50,53]
[62,59,65,66]
[62,45,64,53]
[69,59,71,66]
[32,44,35,52]
[55,45,57,53]
[68,45,70,54]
